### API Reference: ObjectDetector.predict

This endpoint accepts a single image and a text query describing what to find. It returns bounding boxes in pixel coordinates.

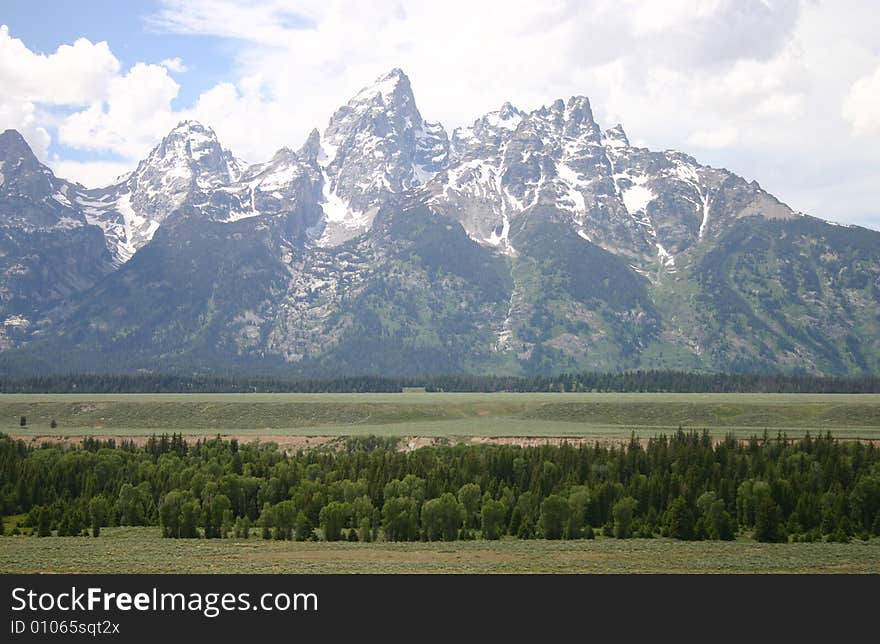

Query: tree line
[2,370,879,394]
[1,431,879,543]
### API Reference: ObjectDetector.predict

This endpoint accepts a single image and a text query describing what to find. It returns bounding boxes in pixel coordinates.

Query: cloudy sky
[2,0,879,229]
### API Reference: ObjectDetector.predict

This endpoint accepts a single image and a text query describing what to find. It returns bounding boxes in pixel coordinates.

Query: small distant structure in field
[401,386,427,393]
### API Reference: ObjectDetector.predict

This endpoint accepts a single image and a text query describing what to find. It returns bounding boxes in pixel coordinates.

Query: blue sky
[2,0,230,107]
[1,0,234,164]
[1,0,879,230]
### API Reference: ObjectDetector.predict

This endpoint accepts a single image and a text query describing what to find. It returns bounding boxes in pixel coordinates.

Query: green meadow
[4,392,880,440]
[1,527,877,574]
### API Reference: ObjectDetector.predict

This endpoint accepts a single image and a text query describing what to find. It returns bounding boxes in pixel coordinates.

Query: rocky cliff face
[0,130,113,350]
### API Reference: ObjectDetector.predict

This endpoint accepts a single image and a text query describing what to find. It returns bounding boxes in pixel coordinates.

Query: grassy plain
[5,395,879,574]
[1,527,878,573]
[3,392,880,440]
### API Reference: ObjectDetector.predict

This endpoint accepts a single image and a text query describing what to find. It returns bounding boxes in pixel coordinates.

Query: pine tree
[666,497,695,540]
[538,495,569,540]
[480,499,506,540]
[255,503,272,539]
[89,497,109,538]
[754,496,787,543]
[508,506,523,536]
[295,511,313,541]
[58,514,70,537]
[37,507,52,537]
[612,497,636,539]
[221,509,234,538]
[358,517,372,543]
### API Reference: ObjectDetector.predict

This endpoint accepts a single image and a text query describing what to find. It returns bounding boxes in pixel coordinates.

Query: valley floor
[1,527,878,574]
[5,392,880,442]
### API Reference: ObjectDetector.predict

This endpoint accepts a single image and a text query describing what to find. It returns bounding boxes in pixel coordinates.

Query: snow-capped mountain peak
[349,67,411,106]
[488,102,524,130]
[135,120,244,187]
[0,129,36,161]
[314,68,449,246]
[298,129,322,164]
[4,69,871,380]
[603,124,630,149]
[20,68,796,269]
[0,129,91,232]
[73,120,247,263]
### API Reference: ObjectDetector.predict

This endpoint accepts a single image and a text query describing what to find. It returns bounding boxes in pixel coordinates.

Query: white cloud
[145,0,807,148]
[0,99,51,159]
[147,0,320,46]
[160,57,188,73]
[0,25,120,105]
[58,63,181,159]
[188,79,297,164]
[686,127,738,149]
[145,1,808,146]
[842,64,880,136]
[49,159,133,187]
[0,24,120,161]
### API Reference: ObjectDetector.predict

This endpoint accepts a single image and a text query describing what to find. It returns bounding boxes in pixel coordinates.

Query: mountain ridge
[1,69,877,376]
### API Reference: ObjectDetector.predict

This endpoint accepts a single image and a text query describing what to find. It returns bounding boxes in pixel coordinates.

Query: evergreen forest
[2,431,879,544]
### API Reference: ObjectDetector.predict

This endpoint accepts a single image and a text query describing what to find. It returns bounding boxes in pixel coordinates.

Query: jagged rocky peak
[486,101,524,131]
[297,129,322,164]
[518,96,602,146]
[71,120,249,265]
[0,129,88,231]
[314,68,449,246]
[603,124,629,149]
[1,128,35,160]
[134,120,243,188]
[0,129,54,192]
[123,119,244,220]
[7,70,802,270]
[452,101,522,149]
[350,67,413,108]
[452,95,603,160]
[545,96,602,141]
[323,66,450,170]
[323,68,419,148]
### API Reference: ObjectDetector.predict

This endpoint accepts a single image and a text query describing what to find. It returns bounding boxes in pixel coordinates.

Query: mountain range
[1,68,878,376]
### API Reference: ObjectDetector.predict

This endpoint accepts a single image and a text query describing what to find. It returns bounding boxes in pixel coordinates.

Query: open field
[4,392,880,441]
[1,527,878,573]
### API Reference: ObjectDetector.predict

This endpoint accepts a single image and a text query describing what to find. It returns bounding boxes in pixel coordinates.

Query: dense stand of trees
[2,371,879,394]
[2,431,879,543]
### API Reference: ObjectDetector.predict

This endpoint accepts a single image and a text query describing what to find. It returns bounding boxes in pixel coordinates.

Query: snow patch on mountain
[602,124,629,149]
[52,190,73,208]
[3,315,30,328]
[621,183,655,215]
[486,106,522,131]
[556,162,587,214]
[3,67,799,279]
[656,243,676,269]
[115,193,155,262]
[485,214,512,250]
[671,161,713,240]
[321,188,350,223]
[352,68,405,103]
